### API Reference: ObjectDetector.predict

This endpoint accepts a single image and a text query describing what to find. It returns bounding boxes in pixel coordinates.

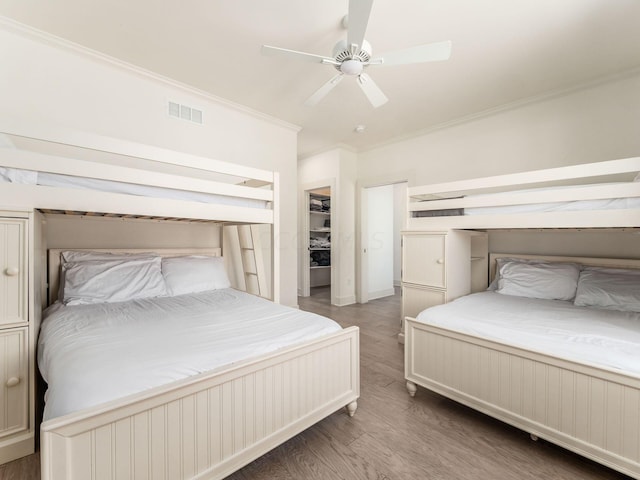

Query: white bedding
[38,289,341,420]
[0,167,266,209]
[415,291,640,375]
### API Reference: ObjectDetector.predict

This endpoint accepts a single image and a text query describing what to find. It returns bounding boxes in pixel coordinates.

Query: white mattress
[38,289,341,420]
[0,167,266,209]
[415,291,640,376]
[466,197,640,215]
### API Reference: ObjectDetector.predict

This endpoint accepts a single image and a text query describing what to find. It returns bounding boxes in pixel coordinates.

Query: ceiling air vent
[168,101,203,125]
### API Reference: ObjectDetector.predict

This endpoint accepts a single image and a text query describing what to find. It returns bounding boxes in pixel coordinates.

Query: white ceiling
[2,0,640,157]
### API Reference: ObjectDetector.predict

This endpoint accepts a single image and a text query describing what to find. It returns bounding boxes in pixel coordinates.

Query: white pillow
[58,251,158,302]
[161,256,231,296]
[488,257,520,290]
[496,261,581,301]
[488,257,567,291]
[62,257,167,305]
[574,267,640,312]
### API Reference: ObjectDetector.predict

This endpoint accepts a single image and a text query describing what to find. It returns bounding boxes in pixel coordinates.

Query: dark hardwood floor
[0,286,631,479]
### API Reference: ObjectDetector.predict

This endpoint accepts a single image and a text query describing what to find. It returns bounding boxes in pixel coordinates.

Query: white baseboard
[334,295,356,307]
[368,288,395,301]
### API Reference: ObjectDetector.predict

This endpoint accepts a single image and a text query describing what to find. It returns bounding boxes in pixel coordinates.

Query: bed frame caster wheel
[346,401,358,417]
[530,433,539,441]
[406,381,417,397]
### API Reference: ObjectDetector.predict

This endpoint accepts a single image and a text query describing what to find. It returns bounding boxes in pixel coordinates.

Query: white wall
[366,184,394,300]
[490,230,640,260]
[0,21,300,306]
[45,214,220,249]
[358,72,640,186]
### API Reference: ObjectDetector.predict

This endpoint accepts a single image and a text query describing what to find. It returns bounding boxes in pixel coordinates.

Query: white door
[359,182,407,303]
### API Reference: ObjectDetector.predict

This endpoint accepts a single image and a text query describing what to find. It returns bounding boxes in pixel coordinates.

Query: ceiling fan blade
[373,40,452,66]
[261,45,334,64]
[357,73,388,108]
[304,74,345,106]
[347,0,374,52]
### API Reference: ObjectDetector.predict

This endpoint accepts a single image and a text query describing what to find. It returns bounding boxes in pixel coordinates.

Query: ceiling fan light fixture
[340,59,364,76]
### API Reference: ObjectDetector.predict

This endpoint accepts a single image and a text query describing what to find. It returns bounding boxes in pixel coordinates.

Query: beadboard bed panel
[405,253,640,479]
[405,320,640,478]
[41,326,360,480]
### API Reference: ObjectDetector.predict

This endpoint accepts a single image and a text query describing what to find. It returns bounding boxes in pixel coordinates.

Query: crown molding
[360,64,640,155]
[0,16,301,133]
[297,142,357,161]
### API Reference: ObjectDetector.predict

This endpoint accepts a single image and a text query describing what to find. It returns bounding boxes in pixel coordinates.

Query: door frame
[299,179,337,304]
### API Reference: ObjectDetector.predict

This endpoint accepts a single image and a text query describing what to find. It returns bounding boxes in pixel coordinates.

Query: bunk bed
[0,121,360,480]
[407,157,640,230]
[403,158,640,479]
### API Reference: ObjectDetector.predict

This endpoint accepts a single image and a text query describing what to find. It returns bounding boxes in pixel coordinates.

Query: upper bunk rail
[0,148,273,202]
[1,183,273,224]
[407,157,640,230]
[409,157,640,200]
[0,117,273,183]
[410,182,640,212]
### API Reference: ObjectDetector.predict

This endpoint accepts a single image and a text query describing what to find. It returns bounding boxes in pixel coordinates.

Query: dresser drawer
[0,328,28,439]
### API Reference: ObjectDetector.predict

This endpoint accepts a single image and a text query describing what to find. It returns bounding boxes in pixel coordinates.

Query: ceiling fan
[261,0,452,108]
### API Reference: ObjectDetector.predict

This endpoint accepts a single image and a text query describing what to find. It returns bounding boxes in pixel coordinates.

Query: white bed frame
[404,158,640,477]
[407,157,640,229]
[41,248,360,480]
[0,122,360,478]
[405,253,640,479]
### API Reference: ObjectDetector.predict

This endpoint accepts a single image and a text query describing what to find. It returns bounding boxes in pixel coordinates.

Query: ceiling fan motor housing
[332,39,372,73]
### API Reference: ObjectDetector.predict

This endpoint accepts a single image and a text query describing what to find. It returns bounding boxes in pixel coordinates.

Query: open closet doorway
[300,185,334,300]
[359,181,407,303]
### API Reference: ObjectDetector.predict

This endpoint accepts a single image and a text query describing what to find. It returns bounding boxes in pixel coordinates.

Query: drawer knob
[4,267,19,276]
[436,259,444,264]
[6,377,20,388]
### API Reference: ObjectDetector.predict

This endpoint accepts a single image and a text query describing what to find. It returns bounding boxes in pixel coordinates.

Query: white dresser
[400,230,487,342]
[0,209,44,464]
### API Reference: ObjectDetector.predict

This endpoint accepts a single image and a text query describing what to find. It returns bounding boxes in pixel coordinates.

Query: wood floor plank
[0,286,631,479]
[225,450,294,480]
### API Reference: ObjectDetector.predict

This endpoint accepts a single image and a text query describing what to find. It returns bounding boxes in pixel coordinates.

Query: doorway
[300,182,335,303]
[308,187,331,296]
[359,181,407,303]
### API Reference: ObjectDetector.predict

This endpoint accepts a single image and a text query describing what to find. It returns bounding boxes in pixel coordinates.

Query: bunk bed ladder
[236,224,268,297]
